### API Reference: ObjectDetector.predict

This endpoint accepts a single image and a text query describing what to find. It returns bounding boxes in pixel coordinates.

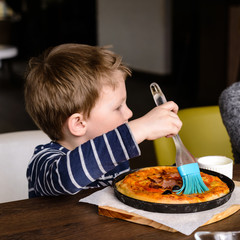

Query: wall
[97,0,171,75]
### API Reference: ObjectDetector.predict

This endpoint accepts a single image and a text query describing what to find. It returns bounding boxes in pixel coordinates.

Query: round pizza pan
[113,168,235,213]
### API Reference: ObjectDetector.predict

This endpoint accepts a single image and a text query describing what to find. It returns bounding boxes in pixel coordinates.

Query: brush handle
[150,82,196,166]
[150,82,180,145]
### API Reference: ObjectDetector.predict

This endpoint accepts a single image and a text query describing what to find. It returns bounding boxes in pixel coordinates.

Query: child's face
[84,70,133,140]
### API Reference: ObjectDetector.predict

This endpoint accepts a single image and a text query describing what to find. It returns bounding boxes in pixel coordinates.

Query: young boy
[25,43,182,198]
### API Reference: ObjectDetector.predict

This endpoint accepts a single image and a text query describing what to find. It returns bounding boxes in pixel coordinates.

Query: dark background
[3,0,240,105]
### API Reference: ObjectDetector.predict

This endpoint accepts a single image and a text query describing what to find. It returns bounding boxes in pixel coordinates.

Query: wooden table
[1,166,240,240]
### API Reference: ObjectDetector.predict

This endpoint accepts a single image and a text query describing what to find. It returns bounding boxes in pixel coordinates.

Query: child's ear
[67,113,87,137]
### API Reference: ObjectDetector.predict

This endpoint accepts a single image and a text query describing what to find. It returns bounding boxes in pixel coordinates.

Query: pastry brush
[150,82,209,195]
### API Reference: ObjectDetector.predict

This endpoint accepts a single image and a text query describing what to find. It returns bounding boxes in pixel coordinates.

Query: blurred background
[0,0,240,167]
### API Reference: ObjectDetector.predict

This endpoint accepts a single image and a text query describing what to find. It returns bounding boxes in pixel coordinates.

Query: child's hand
[128,101,182,144]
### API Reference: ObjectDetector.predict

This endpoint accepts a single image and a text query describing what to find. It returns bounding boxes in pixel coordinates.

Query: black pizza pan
[112,168,235,213]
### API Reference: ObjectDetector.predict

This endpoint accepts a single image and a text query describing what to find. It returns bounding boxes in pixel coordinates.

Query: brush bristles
[175,163,209,195]
[176,173,209,195]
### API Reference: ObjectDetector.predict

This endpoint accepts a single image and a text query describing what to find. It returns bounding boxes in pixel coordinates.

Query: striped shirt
[27,124,141,198]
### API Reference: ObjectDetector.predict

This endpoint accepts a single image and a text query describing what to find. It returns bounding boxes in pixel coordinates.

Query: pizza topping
[149,182,161,189]
[162,179,178,189]
[162,190,172,195]
[147,176,162,184]
[168,172,180,178]
[147,179,180,191]
[172,185,181,191]
[147,175,180,189]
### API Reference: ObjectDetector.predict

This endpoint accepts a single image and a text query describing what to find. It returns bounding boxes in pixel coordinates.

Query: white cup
[197,156,233,179]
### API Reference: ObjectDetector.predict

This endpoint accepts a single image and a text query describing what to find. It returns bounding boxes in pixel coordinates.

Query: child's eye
[115,104,123,111]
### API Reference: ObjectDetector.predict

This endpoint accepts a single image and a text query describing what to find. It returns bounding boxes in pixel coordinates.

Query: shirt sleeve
[219,82,240,163]
[27,123,141,197]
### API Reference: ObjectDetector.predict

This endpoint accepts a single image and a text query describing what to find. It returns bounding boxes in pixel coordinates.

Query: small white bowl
[197,156,233,179]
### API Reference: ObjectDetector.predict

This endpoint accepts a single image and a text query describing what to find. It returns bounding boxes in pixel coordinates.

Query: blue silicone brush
[150,82,209,195]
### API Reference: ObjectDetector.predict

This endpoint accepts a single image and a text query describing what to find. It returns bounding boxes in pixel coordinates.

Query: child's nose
[125,107,133,121]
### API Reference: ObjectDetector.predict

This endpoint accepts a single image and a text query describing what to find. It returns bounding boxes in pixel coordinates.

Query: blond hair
[25,43,131,140]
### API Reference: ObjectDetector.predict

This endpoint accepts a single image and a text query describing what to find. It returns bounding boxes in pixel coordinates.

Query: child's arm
[27,124,140,197]
[128,101,182,144]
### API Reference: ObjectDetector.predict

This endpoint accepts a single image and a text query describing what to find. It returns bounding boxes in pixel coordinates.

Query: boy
[25,43,182,198]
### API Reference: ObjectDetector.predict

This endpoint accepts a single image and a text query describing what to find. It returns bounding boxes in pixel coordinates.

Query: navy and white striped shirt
[27,124,141,198]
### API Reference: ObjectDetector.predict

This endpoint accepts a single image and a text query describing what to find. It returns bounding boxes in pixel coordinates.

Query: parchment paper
[79,185,240,235]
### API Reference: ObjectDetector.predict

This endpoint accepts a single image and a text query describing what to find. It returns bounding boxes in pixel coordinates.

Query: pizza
[115,166,230,204]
